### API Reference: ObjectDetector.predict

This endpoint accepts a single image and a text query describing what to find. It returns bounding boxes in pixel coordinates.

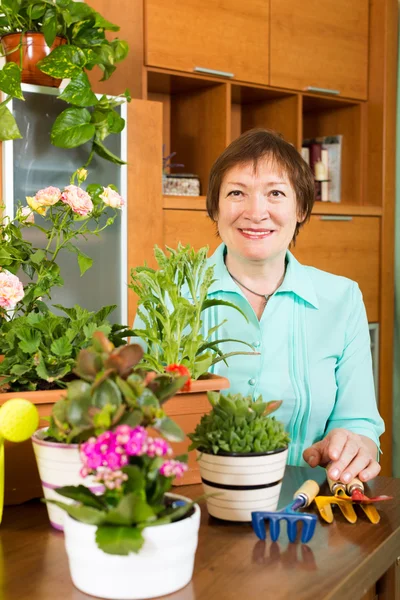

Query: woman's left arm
[303,282,384,482]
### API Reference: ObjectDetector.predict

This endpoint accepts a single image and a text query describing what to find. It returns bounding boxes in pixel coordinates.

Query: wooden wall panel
[127,99,163,325]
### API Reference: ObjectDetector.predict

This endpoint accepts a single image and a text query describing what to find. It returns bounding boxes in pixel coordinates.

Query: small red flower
[165,364,191,392]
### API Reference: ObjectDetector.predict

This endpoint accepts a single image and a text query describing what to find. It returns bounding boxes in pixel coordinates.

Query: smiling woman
[201,128,384,485]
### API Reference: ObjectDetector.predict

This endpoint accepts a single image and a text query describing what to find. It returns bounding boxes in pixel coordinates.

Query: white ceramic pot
[197,447,288,521]
[63,493,201,600]
[32,428,102,531]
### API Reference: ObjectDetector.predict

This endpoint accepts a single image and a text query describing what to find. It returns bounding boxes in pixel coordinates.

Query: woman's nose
[244,194,269,222]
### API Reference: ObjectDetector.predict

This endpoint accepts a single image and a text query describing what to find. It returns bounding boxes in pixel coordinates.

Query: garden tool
[0,399,40,525]
[314,476,358,524]
[251,479,319,543]
[326,474,392,524]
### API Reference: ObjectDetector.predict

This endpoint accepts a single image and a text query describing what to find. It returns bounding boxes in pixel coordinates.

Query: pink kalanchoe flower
[125,426,149,457]
[99,186,125,208]
[34,186,61,207]
[0,270,24,310]
[159,460,188,479]
[146,437,173,458]
[61,185,93,216]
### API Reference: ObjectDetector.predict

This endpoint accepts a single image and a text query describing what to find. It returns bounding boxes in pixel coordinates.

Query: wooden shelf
[163,196,383,216]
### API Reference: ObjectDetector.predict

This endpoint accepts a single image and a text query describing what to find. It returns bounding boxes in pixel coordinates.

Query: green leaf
[121,466,145,494]
[45,500,106,525]
[50,336,73,357]
[37,45,87,78]
[95,525,144,555]
[105,493,155,526]
[51,107,95,148]
[76,249,93,276]
[30,249,46,265]
[58,72,99,107]
[42,13,57,47]
[0,62,23,99]
[56,485,106,510]
[155,416,185,443]
[111,39,129,63]
[17,329,41,353]
[93,140,126,165]
[92,379,122,408]
[0,105,22,141]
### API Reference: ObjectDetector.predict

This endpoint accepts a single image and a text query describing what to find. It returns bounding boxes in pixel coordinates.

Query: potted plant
[129,243,256,484]
[33,330,191,531]
[0,0,129,169]
[188,391,290,521]
[41,349,199,599]
[0,167,129,502]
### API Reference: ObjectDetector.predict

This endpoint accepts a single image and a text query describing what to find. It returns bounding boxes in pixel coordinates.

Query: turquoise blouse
[201,244,384,466]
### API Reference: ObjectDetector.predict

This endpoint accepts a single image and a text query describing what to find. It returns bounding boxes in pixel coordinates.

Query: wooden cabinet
[270,0,369,100]
[145,0,269,85]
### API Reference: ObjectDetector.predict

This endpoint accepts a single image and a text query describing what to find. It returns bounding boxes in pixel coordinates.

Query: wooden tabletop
[1,465,399,600]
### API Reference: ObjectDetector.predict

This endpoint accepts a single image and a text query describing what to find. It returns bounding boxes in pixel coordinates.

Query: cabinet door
[293,216,380,322]
[145,0,269,85]
[270,0,369,100]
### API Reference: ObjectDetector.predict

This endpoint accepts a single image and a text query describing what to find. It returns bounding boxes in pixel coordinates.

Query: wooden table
[1,466,399,600]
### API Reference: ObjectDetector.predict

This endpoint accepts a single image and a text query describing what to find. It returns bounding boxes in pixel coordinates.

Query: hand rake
[251,480,320,543]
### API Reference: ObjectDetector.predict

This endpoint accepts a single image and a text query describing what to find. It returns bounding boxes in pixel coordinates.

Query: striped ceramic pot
[197,447,288,521]
[32,428,103,531]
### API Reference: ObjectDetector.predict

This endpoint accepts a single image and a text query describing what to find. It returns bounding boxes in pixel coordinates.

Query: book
[303,135,342,203]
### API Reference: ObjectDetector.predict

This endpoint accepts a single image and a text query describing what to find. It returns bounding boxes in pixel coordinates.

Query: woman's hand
[303,428,380,483]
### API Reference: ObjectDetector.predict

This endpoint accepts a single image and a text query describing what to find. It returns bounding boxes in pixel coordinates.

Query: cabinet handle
[194,66,234,78]
[320,215,353,221]
[305,86,340,96]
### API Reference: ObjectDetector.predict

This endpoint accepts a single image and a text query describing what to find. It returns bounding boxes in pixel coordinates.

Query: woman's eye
[270,190,285,198]
[227,190,243,197]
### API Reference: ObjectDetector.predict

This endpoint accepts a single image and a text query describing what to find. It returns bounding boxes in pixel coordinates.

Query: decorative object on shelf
[303,135,342,203]
[0,167,130,394]
[0,398,39,524]
[33,330,189,530]
[0,0,130,167]
[163,173,201,196]
[130,243,256,483]
[188,392,290,521]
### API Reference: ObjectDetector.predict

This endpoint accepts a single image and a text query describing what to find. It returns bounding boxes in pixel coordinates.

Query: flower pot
[1,32,66,87]
[32,427,102,531]
[0,388,65,505]
[63,493,201,599]
[162,374,230,486]
[197,447,288,521]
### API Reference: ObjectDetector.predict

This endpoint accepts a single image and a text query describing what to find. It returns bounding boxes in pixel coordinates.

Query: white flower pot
[63,494,201,599]
[32,428,102,531]
[197,447,288,521]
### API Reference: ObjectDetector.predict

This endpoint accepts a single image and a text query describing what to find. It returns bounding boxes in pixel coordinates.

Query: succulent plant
[188,392,290,455]
[45,331,188,444]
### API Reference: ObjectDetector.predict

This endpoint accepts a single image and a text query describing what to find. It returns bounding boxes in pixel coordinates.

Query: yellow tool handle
[293,480,320,506]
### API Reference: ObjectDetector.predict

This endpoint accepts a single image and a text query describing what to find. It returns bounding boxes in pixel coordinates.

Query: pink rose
[0,270,24,310]
[17,206,35,224]
[61,185,93,216]
[34,186,61,207]
[99,186,125,208]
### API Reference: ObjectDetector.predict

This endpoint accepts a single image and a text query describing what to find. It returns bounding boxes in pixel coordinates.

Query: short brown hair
[206,128,315,243]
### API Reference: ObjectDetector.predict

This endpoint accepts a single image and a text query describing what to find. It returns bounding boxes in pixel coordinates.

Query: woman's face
[216,158,301,264]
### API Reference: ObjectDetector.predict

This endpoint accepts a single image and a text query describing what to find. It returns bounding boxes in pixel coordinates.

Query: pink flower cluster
[79,425,187,489]
[61,185,93,217]
[0,270,24,310]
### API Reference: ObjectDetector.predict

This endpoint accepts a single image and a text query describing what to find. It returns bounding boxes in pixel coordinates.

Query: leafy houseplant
[188,392,290,455]
[0,168,129,392]
[0,0,130,167]
[130,243,255,381]
[188,392,290,522]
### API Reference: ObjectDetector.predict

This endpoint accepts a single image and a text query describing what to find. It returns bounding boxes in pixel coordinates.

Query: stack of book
[301,135,342,203]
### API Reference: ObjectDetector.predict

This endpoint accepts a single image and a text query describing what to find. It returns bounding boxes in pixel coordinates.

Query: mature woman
[203,128,384,484]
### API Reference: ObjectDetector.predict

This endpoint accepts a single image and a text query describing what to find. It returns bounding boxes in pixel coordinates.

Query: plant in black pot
[188,391,290,521]
[0,0,129,168]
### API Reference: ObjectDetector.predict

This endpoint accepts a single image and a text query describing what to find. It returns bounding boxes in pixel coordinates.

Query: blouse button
[254,341,261,348]
[248,378,256,386]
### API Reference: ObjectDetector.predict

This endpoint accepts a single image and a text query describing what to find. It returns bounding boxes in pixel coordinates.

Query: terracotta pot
[0,32,66,87]
[0,388,66,505]
[162,373,230,486]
